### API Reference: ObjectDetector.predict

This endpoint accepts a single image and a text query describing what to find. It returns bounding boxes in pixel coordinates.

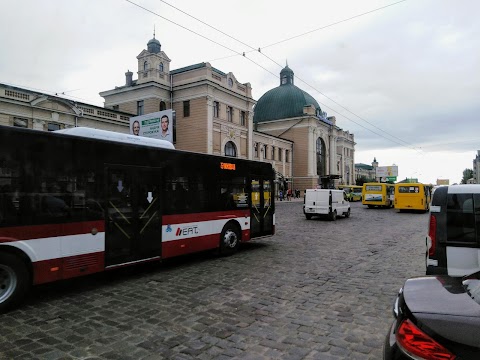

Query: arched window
[316,137,326,177]
[160,101,166,111]
[159,62,164,72]
[224,141,237,157]
[143,61,148,71]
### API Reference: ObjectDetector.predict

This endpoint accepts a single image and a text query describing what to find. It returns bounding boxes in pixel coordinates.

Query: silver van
[426,185,480,276]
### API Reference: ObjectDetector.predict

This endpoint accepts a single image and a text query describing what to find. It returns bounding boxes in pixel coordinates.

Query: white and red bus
[0,125,275,312]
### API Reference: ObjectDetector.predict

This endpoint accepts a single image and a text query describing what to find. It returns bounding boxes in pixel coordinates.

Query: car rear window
[446,193,478,243]
[398,186,419,193]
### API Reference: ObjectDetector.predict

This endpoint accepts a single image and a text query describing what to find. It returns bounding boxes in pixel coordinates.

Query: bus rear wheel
[0,253,30,313]
[219,223,240,256]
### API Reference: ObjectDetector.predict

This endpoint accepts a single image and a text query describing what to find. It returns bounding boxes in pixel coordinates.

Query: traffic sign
[386,176,397,182]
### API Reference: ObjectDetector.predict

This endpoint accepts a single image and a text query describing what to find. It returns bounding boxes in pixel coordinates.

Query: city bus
[0,125,275,312]
[394,182,431,212]
[338,185,363,202]
[362,183,395,208]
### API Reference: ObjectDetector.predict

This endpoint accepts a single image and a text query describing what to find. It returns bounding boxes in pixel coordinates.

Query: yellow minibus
[394,183,431,212]
[362,183,394,208]
[338,185,363,202]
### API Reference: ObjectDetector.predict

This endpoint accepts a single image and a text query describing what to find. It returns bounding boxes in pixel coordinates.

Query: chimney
[125,70,133,86]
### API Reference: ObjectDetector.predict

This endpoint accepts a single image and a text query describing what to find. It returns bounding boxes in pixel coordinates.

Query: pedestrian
[279,190,283,201]
[287,188,292,201]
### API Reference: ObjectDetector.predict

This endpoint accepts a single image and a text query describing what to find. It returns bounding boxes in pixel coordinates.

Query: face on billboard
[132,120,140,136]
[161,116,169,132]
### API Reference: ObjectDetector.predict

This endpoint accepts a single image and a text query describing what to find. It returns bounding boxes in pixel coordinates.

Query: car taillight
[396,319,456,360]
[428,215,437,257]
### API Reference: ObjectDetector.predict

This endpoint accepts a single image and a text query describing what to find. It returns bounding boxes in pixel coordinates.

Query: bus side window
[0,185,17,226]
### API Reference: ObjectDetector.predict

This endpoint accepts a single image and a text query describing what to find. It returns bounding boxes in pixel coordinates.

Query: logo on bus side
[176,226,199,236]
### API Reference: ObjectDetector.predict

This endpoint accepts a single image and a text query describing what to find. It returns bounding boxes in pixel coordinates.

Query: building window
[278,148,282,161]
[285,150,289,163]
[316,137,326,176]
[112,105,119,111]
[47,123,60,131]
[183,101,190,117]
[214,101,219,118]
[137,100,144,115]
[159,62,164,72]
[225,141,237,157]
[143,61,148,71]
[240,111,246,126]
[160,101,166,111]
[254,143,258,158]
[227,106,233,122]
[271,146,275,160]
[13,117,28,128]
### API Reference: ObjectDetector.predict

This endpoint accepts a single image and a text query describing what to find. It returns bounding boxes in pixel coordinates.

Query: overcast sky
[1,0,479,184]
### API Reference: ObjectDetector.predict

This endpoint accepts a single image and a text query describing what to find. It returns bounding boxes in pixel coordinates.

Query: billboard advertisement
[130,109,175,144]
[376,165,398,178]
[437,179,449,185]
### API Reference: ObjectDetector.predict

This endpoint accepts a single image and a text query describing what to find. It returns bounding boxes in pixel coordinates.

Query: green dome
[253,65,322,123]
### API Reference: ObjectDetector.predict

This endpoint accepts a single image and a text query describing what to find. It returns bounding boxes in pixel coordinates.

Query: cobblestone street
[0,201,429,359]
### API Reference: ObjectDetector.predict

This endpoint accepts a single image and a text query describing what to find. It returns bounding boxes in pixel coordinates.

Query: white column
[329,135,337,175]
[206,96,213,154]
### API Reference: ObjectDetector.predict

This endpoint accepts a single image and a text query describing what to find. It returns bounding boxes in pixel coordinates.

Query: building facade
[253,65,356,191]
[355,158,378,182]
[99,35,294,182]
[473,150,480,184]
[0,83,132,132]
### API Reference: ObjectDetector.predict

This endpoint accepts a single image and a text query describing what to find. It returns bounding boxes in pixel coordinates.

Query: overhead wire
[150,0,419,152]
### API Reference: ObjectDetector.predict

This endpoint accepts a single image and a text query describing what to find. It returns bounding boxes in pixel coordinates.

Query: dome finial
[286,59,288,67]
[153,25,156,39]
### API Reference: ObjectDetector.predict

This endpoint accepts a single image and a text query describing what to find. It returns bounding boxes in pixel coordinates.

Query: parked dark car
[384,273,480,359]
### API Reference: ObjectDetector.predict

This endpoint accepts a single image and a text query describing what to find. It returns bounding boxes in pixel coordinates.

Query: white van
[303,189,351,221]
[426,185,480,276]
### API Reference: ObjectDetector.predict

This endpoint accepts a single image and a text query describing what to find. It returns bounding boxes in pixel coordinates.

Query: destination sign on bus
[220,162,236,170]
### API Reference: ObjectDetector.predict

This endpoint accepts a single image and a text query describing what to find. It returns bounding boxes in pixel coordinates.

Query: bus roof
[54,127,175,150]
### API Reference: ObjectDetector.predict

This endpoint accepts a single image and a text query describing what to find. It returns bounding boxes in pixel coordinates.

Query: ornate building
[0,35,358,194]
[99,35,294,182]
[355,158,378,182]
[253,65,356,191]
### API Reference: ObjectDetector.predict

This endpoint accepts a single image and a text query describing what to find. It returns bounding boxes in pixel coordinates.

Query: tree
[461,168,474,184]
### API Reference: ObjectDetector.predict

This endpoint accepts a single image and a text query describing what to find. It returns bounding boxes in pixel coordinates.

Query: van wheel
[367,205,373,209]
[219,222,240,256]
[329,210,337,221]
[0,253,30,314]
[344,209,350,218]
[305,214,312,220]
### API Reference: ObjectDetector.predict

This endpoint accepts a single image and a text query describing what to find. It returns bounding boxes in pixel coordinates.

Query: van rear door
[427,187,480,276]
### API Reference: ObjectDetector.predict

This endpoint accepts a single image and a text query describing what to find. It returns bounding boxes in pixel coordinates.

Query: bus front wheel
[0,252,30,313]
[219,223,240,256]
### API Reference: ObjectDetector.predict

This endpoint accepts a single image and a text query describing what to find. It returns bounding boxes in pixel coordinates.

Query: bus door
[105,165,162,267]
[250,177,274,237]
